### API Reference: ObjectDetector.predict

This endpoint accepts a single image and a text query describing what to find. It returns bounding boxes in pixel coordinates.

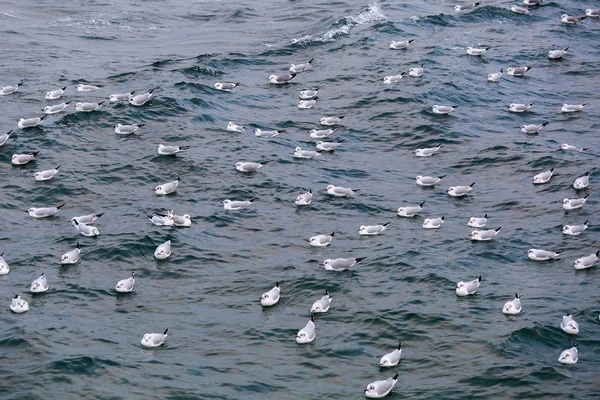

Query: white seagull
[548,48,568,59]
[310,290,332,313]
[0,81,23,95]
[223,199,257,210]
[383,73,406,84]
[506,66,531,76]
[141,329,168,348]
[60,242,81,264]
[294,147,321,159]
[364,373,399,399]
[359,223,389,236]
[235,161,269,173]
[423,216,444,229]
[214,82,239,92]
[432,105,457,114]
[69,213,104,224]
[573,250,599,270]
[30,273,49,293]
[468,214,488,228]
[562,221,589,236]
[18,115,47,129]
[154,240,172,260]
[268,73,296,84]
[487,68,503,82]
[320,257,366,271]
[469,227,501,241]
[389,39,413,50]
[72,220,99,237]
[0,253,10,275]
[115,123,144,135]
[320,116,344,126]
[260,282,280,306]
[456,276,481,296]
[148,211,174,227]
[226,121,245,132]
[28,204,65,218]
[397,201,425,217]
[511,5,529,14]
[558,344,578,365]
[77,84,100,92]
[316,140,344,152]
[0,130,12,147]
[153,177,179,195]
[379,343,402,367]
[34,166,60,181]
[521,122,548,134]
[325,185,359,197]
[416,175,445,186]
[12,152,39,165]
[308,232,335,247]
[502,294,522,314]
[290,58,314,73]
[561,14,586,24]
[561,103,588,113]
[10,294,29,313]
[309,128,337,139]
[533,168,554,184]
[296,315,316,344]
[586,9,599,17]
[108,91,135,102]
[560,314,579,334]
[299,88,319,100]
[129,89,155,106]
[254,128,283,137]
[75,101,103,112]
[295,190,313,206]
[466,46,490,56]
[298,99,317,109]
[573,172,590,189]
[559,143,587,152]
[157,144,190,155]
[448,183,475,197]
[115,272,136,293]
[408,65,424,77]
[42,102,71,115]
[509,103,533,113]
[414,144,442,157]
[527,249,561,261]
[563,195,588,211]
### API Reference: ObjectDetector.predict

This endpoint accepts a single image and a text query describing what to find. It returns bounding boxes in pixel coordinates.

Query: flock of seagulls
[1,1,599,396]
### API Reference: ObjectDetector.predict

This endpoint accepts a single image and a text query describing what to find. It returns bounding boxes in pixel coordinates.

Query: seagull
[423,216,444,229]
[455,2,480,12]
[468,214,488,228]
[310,290,332,313]
[10,293,29,313]
[559,143,587,152]
[77,84,100,92]
[586,9,600,17]
[294,147,321,159]
[408,65,424,77]
[414,144,442,157]
[69,213,104,224]
[296,315,316,344]
[561,14,586,24]
[75,101,103,112]
[0,81,23,95]
[309,128,336,139]
[28,204,65,218]
[416,175,446,187]
[308,232,335,247]
[389,40,413,50]
[573,250,599,270]
[487,68,503,82]
[0,253,10,275]
[510,5,529,14]
[226,121,245,132]
[18,115,47,129]
[558,344,578,364]
[299,88,319,100]
[223,199,257,210]
[359,223,389,236]
[316,140,344,152]
[466,46,490,56]
[72,220,99,237]
[379,343,402,367]
[548,48,569,59]
[0,130,12,147]
[298,99,317,109]
[12,152,39,165]
[115,272,136,293]
[397,201,425,217]
[533,168,554,184]
[562,221,588,236]
[154,240,172,260]
[561,103,588,113]
[502,294,522,314]
[34,166,60,181]
[157,144,190,155]
[456,276,481,296]
[214,82,239,91]
[506,66,531,76]
[290,58,314,73]
[108,91,135,102]
[60,242,81,264]
[527,249,561,261]
[469,227,501,241]
[115,123,144,135]
[384,72,407,84]
[523,0,543,5]
[560,314,579,334]
[295,190,313,206]
[364,373,399,399]
[563,195,589,211]
[521,122,548,134]
[157,212,191,227]
[235,161,269,173]
[447,182,475,197]
[254,128,283,137]
[573,172,590,189]
[141,329,168,348]
[30,273,49,293]
[260,282,280,306]
[148,211,174,226]
[320,116,344,126]
[509,103,533,112]
[42,101,71,115]
[129,89,155,106]
[432,105,457,114]
[268,73,296,84]
[325,185,359,197]
[320,257,366,271]
[153,177,179,195]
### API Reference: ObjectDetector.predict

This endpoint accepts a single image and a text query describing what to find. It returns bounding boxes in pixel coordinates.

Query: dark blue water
[1,1,599,398]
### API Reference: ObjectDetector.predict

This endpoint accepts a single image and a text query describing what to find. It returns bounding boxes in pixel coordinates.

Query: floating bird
[509,103,533,113]
[260,282,280,306]
[0,81,23,95]
[325,185,359,197]
[72,220,99,237]
[423,216,444,229]
[157,144,190,155]
[154,240,172,260]
[34,166,60,181]
[268,73,296,84]
[77,84,100,92]
[560,314,579,335]
[153,177,179,195]
[157,212,191,227]
[12,151,39,165]
[310,128,337,139]
[379,342,402,367]
[115,123,144,135]
[562,221,589,236]
[235,161,269,173]
[299,88,319,100]
[573,172,590,190]
[408,65,424,77]
[254,128,283,137]
[0,253,9,275]
[523,0,543,5]
[487,68,503,82]
[320,257,366,271]
[468,214,488,228]
[108,91,135,101]
[558,344,578,365]
[290,58,314,73]
[310,290,332,313]
[469,227,501,241]
[316,140,344,152]
[448,183,475,197]
[533,168,554,184]
[389,39,413,50]
[148,211,174,226]
[416,175,445,186]
[364,373,399,399]
[456,276,481,296]
[0,130,12,147]
[506,66,531,76]
[295,190,313,206]
[510,5,529,14]
[115,272,136,293]
[10,293,29,313]
[561,103,588,113]
[141,329,168,348]
[548,48,568,59]
[30,273,49,293]
[18,115,47,129]
[60,242,81,265]
[296,315,316,344]
[298,99,317,109]
[294,147,321,159]
[223,198,257,210]
[69,213,104,224]
[432,105,457,114]
[573,250,599,270]
[214,82,239,91]
[28,204,65,218]
[466,46,490,56]
[521,122,548,134]
[320,116,344,126]
[586,9,599,17]
[563,195,589,211]
[527,249,561,261]
[561,14,586,24]
[75,101,103,112]
[129,89,155,106]
[397,201,425,217]
[42,101,71,114]
[359,223,389,236]
[559,143,587,152]
[502,294,522,315]
[226,121,245,132]
[308,232,335,247]
[414,144,441,157]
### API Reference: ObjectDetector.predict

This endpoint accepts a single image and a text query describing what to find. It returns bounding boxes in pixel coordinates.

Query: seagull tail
[355,257,367,264]
[250,198,258,203]
[495,227,502,232]
[419,201,425,207]
[56,204,65,209]
[163,328,168,335]
[383,222,390,227]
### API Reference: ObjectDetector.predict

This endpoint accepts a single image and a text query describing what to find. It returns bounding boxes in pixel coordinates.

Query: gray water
[1,1,599,398]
